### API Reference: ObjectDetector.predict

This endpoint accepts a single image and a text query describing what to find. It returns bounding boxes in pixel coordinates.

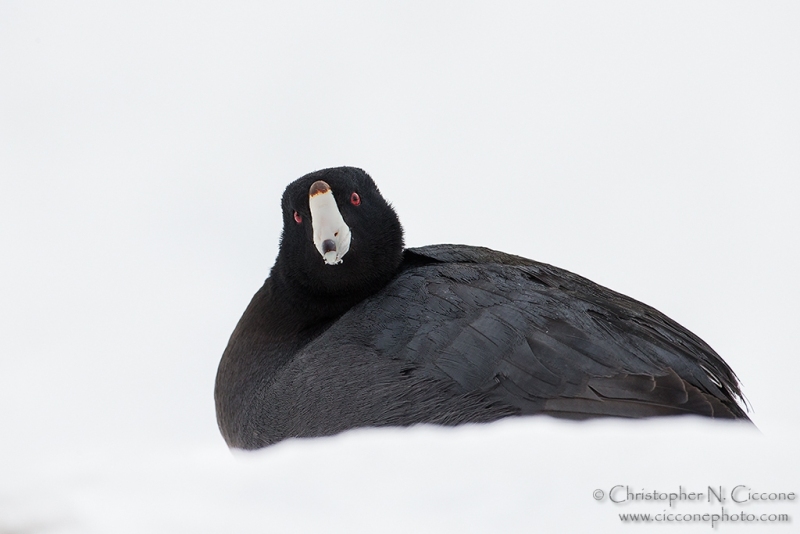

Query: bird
[215,166,750,449]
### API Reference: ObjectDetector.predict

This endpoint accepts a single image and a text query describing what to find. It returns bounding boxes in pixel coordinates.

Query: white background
[1,2,798,532]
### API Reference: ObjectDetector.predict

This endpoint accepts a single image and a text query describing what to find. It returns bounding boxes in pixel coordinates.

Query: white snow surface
[3,420,794,533]
[1,2,798,532]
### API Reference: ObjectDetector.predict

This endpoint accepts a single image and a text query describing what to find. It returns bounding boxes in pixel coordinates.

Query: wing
[352,244,749,420]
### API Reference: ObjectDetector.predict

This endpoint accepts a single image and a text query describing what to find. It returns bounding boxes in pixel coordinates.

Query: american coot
[215,167,750,449]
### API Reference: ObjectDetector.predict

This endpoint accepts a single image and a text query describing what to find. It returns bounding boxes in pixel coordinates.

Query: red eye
[350,192,361,206]
[293,211,302,224]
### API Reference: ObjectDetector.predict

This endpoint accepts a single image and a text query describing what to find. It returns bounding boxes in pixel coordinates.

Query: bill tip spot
[322,239,336,254]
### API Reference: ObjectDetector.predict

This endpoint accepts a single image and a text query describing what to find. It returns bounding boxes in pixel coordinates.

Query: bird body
[215,167,749,450]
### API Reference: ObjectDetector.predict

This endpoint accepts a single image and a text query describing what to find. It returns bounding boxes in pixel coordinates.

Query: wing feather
[352,245,750,420]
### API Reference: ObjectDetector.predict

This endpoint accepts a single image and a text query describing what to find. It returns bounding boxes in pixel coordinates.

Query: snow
[1,2,798,532]
[3,419,794,533]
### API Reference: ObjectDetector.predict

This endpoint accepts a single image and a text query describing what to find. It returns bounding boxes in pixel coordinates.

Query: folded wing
[356,244,748,420]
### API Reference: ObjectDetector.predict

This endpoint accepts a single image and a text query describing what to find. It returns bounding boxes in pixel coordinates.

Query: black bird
[215,167,750,449]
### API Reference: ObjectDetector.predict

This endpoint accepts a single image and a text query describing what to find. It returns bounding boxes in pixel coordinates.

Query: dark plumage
[215,166,749,449]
